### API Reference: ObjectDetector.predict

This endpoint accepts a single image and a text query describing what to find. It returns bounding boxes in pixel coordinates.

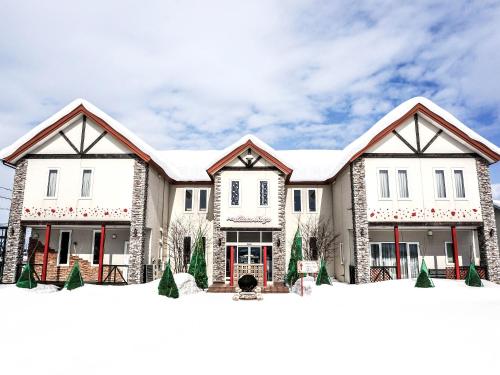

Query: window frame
[452,168,466,200]
[433,168,448,200]
[307,188,317,212]
[258,180,269,207]
[91,230,102,266]
[229,180,241,207]
[184,188,194,212]
[198,188,208,211]
[396,168,410,200]
[376,168,392,200]
[45,168,60,199]
[292,189,302,213]
[57,230,72,266]
[79,167,94,199]
[444,242,455,265]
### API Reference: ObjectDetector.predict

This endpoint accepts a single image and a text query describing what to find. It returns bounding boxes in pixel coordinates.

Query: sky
[1,0,500,222]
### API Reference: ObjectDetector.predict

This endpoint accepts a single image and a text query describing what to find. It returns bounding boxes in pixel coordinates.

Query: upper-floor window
[199,189,208,211]
[434,169,447,199]
[293,189,302,212]
[230,181,240,206]
[453,169,465,199]
[309,237,318,260]
[46,169,58,198]
[308,189,317,212]
[259,181,269,206]
[80,169,93,198]
[378,169,390,199]
[397,169,409,199]
[185,189,193,211]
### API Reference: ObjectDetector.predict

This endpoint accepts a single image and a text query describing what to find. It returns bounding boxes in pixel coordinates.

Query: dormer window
[185,189,193,211]
[230,181,240,206]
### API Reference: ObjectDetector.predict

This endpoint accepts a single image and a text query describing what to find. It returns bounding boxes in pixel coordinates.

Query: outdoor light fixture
[427,230,433,236]
[10,227,14,236]
[32,232,39,240]
[112,233,117,240]
[360,228,364,236]
[133,228,138,237]
[277,238,281,248]
[490,228,495,238]
[218,238,222,247]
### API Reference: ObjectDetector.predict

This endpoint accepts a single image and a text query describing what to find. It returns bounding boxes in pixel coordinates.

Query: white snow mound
[291,276,316,296]
[174,273,202,296]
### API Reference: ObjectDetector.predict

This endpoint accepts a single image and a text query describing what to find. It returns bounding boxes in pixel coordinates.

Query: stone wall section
[1,159,27,283]
[212,172,226,282]
[476,157,500,282]
[127,160,149,284]
[272,172,286,283]
[350,158,370,284]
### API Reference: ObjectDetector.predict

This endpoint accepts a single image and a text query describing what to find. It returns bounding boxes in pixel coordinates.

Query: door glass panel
[409,244,419,278]
[237,247,249,264]
[381,243,396,279]
[92,232,101,265]
[225,246,232,278]
[399,243,408,279]
[59,231,70,265]
[370,244,381,266]
[265,246,273,281]
[250,247,261,264]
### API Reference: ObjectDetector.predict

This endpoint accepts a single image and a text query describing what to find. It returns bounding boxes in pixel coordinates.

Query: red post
[229,246,235,287]
[451,226,460,280]
[41,224,51,282]
[263,246,267,288]
[97,224,106,283]
[394,225,401,280]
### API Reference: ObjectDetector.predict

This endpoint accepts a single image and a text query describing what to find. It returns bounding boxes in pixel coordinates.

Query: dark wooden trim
[172,180,213,186]
[236,155,247,166]
[22,220,131,226]
[414,113,421,153]
[368,221,481,227]
[221,166,279,171]
[392,130,418,153]
[83,131,107,154]
[24,153,136,159]
[220,227,281,232]
[286,181,330,186]
[421,129,443,153]
[58,131,80,154]
[249,155,262,167]
[362,152,476,158]
[80,115,86,153]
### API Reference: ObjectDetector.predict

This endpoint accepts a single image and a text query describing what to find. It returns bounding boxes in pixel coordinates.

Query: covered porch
[23,223,131,284]
[368,225,485,282]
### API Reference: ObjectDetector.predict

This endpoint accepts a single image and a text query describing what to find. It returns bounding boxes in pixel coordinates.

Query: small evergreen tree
[316,259,331,285]
[16,263,37,289]
[158,260,179,298]
[414,259,434,288]
[64,261,84,290]
[465,263,483,287]
[286,227,302,286]
[188,231,208,289]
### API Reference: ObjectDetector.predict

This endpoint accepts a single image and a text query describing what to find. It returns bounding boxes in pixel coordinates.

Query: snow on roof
[1,96,499,183]
[494,200,500,210]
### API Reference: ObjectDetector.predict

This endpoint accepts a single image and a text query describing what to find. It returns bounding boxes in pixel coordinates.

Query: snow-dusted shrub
[291,275,315,296]
[174,273,202,296]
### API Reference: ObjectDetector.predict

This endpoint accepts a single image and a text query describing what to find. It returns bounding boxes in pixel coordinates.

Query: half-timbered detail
[1,96,499,287]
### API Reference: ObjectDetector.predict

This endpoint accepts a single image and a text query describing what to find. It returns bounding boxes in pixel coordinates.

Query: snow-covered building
[1,97,499,288]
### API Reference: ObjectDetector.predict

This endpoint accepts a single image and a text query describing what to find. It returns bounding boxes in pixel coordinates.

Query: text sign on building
[297,260,319,274]
[227,215,271,224]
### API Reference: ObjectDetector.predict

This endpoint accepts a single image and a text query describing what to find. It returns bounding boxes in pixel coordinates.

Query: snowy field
[1,279,500,375]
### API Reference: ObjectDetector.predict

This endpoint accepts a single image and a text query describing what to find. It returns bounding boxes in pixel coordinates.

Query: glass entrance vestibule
[225,231,273,284]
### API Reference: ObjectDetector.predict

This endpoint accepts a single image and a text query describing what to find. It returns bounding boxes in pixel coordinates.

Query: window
[80,169,93,198]
[183,237,191,269]
[92,231,101,265]
[199,189,208,211]
[293,189,302,212]
[124,241,129,254]
[453,169,465,198]
[339,243,344,265]
[435,169,447,198]
[308,189,317,212]
[309,237,318,260]
[259,181,269,206]
[57,231,71,265]
[230,181,240,206]
[445,242,455,264]
[378,170,390,198]
[185,189,193,211]
[46,169,58,198]
[397,169,409,199]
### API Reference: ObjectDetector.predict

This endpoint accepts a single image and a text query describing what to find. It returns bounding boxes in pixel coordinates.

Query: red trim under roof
[207,139,293,176]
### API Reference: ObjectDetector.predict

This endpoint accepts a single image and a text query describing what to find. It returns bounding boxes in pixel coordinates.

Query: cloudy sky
[1,0,500,222]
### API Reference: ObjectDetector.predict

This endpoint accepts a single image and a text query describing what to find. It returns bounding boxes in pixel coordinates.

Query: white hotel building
[0,97,499,290]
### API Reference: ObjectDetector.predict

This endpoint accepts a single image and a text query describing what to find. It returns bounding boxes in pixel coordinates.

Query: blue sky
[1,0,500,222]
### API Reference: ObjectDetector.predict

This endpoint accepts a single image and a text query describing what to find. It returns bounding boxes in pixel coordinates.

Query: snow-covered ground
[1,279,500,375]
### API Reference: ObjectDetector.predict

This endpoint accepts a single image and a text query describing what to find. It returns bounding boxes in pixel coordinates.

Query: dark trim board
[220,227,281,232]
[368,221,482,227]
[22,220,131,226]
[221,166,279,171]
[362,153,477,159]
[24,153,137,159]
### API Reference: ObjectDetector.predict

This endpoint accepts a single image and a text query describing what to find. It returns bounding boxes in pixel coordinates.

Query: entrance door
[399,243,420,279]
[237,246,262,264]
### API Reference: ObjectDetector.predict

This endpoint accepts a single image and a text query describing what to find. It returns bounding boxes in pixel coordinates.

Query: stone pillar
[2,159,28,283]
[212,172,226,283]
[127,160,149,284]
[350,158,370,284]
[476,157,500,282]
[272,172,286,284]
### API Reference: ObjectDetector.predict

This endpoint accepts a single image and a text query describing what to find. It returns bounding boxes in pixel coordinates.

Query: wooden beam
[362,152,476,159]
[230,246,235,287]
[83,131,107,154]
[263,246,267,287]
[414,113,421,153]
[25,153,135,159]
[421,129,443,153]
[451,226,460,280]
[59,131,80,154]
[249,155,262,167]
[80,115,86,153]
[392,130,418,154]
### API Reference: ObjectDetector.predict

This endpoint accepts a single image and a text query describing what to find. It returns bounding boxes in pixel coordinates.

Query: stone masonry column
[127,160,149,284]
[476,157,500,282]
[2,159,28,283]
[350,158,370,284]
[272,172,286,284]
[212,171,225,283]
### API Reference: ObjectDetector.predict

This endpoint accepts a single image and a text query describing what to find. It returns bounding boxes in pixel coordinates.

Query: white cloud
[492,184,500,202]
